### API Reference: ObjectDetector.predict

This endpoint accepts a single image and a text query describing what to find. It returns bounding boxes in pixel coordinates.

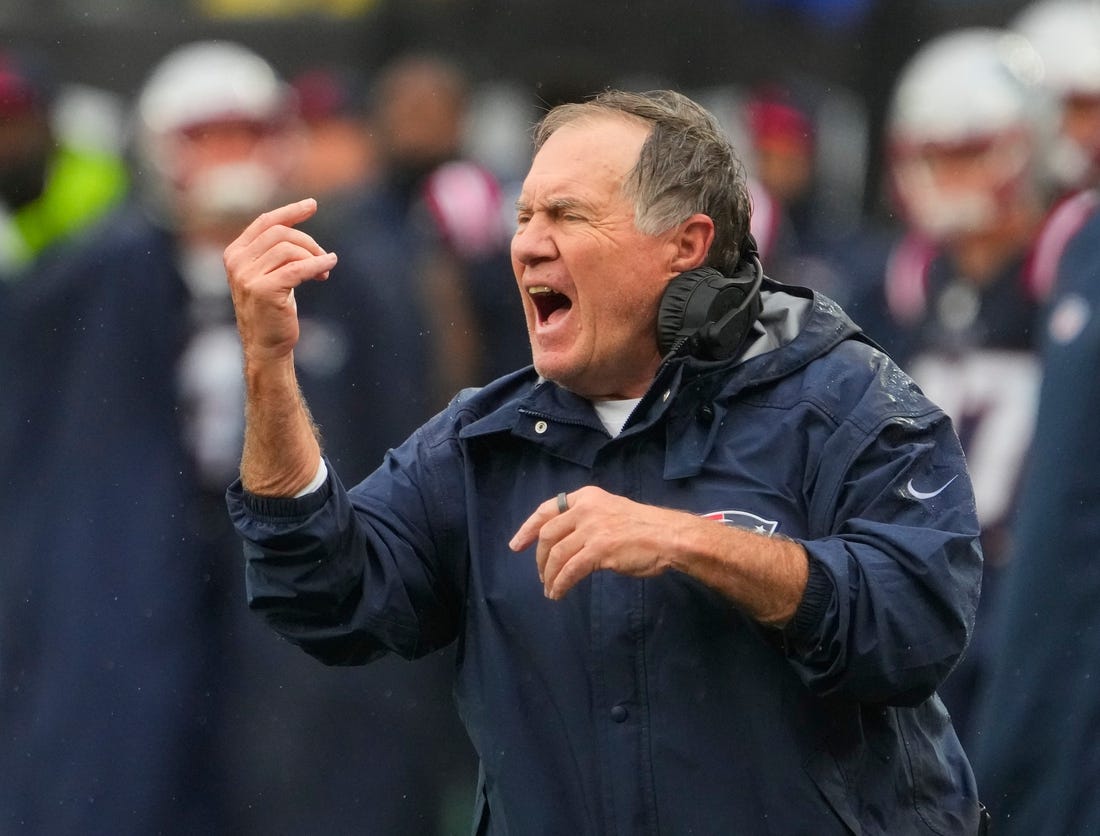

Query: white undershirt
[295,459,329,497]
[593,397,642,437]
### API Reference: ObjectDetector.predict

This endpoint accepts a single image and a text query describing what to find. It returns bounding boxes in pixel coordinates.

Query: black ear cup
[657,256,763,360]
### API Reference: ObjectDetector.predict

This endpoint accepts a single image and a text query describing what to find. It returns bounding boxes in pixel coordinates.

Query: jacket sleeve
[226,415,468,666]
[781,359,983,705]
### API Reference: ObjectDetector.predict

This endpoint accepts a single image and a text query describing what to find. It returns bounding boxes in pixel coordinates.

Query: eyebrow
[514,196,589,214]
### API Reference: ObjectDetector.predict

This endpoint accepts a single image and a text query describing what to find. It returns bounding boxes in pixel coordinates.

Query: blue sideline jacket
[229,282,985,835]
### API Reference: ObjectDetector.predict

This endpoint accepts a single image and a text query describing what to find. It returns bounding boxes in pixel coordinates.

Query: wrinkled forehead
[531,113,650,177]
[517,116,648,213]
[537,107,652,155]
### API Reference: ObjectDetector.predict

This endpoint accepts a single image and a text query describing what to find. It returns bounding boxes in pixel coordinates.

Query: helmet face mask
[890,129,1035,240]
[171,153,285,229]
[153,117,301,229]
[133,41,302,231]
[886,27,1047,241]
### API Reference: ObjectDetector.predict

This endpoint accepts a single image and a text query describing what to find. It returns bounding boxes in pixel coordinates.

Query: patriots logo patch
[701,510,778,536]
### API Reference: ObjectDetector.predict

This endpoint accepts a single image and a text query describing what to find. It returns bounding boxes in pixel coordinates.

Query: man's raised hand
[224,198,338,366]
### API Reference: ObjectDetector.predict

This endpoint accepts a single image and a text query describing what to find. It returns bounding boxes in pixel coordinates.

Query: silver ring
[556,492,569,514]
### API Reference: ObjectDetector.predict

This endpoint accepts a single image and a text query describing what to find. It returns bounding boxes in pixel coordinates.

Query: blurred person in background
[853,27,1071,748]
[248,58,482,836]
[0,48,127,281]
[1014,0,1100,199]
[740,78,875,311]
[0,39,286,834]
[286,64,379,233]
[965,4,1100,829]
[744,82,818,267]
[332,51,526,405]
[968,175,1100,836]
[0,39,471,835]
[1005,0,1100,295]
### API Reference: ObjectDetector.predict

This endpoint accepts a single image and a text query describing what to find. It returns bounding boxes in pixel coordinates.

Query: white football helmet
[886,28,1047,241]
[1013,0,1100,189]
[133,41,300,229]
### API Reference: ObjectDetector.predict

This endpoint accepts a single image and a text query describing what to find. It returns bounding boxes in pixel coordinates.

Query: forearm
[514,487,809,623]
[668,517,809,627]
[223,198,338,496]
[240,354,323,497]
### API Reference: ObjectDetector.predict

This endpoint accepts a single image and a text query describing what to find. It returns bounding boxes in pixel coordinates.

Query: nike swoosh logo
[906,475,958,500]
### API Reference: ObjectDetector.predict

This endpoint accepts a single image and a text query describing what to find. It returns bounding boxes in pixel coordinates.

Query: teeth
[528,286,555,296]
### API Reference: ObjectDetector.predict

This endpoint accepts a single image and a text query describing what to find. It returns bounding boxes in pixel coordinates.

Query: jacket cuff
[784,551,832,644]
[236,476,333,520]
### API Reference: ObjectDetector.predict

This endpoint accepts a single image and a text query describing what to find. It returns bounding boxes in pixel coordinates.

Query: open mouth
[528,286,573,325]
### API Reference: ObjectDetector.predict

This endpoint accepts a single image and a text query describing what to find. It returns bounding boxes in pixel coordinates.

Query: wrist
[240,353,324,497]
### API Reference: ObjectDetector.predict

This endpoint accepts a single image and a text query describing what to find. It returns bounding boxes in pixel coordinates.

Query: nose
[511,213,557,266]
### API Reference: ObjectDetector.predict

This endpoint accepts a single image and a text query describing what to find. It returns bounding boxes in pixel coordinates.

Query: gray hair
[533,89,752,275]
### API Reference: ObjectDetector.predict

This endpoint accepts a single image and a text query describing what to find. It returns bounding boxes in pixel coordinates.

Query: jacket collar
[457,283,866,470]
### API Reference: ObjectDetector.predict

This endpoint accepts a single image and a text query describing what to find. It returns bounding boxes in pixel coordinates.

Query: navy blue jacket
[229,283,985,835]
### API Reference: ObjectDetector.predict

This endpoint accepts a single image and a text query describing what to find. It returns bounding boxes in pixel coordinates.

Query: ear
[668,213,716,273]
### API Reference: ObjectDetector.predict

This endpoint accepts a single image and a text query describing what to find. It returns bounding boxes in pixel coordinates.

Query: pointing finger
[509,492,570,552]
[237,197,320,249]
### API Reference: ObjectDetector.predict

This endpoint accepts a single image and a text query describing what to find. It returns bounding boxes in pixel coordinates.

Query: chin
[532,355,566,382]
[532,353,581,390]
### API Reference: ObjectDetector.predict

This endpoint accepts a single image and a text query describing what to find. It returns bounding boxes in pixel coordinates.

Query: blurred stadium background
[3,0,1040,220]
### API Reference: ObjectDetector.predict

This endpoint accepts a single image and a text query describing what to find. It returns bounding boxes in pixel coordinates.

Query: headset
[656,234,765,360]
